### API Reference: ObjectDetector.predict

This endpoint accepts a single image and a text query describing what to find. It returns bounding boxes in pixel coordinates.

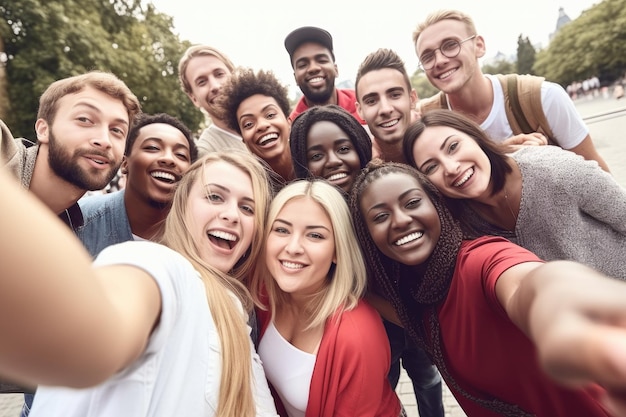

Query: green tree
[410,70,439,100]
[516,35,536,75]
[534,0,626,86]
[482,59,516,75]
[0,0,203,138]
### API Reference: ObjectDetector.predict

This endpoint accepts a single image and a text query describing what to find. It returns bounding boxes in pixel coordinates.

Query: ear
[333,63,339,78]
[187,93,202,110]
[410,89,419,107]
[34,119,50,144]
[120,156,129,175]
[475,35,487,59]
[356,101,364,120]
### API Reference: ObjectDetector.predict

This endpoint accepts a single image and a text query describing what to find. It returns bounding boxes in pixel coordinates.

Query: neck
[30,156,85,215]
[209,115,238,135]
[469,160,520,230]
[268,154,295,181]
[124,190,169,240]
[374,138,406,164]
[446,74,494,124]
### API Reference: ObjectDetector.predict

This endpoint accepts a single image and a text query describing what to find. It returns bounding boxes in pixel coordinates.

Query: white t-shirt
[258,322,316,417]
[481,74,589,149]
[30,241,278,417]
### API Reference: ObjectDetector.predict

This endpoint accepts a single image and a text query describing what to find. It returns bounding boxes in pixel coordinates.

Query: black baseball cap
[284,26,335,65]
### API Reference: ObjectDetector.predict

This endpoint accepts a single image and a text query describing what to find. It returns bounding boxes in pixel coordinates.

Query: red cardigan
[258,300,401,417]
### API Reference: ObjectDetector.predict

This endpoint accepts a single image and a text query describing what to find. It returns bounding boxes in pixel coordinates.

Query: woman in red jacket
[253,179,403,417]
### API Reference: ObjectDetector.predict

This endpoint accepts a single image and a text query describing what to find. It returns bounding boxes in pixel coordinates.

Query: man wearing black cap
[284,26,365,124]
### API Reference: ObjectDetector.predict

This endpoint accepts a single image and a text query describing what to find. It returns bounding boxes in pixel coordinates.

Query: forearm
[514,261,626,387]
[0,171,142,387]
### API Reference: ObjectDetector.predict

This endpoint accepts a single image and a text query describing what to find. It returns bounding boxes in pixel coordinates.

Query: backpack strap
[498,74,557,145]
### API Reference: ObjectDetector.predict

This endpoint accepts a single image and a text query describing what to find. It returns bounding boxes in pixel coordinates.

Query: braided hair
[290,105,372,179]
[349,159,532,417]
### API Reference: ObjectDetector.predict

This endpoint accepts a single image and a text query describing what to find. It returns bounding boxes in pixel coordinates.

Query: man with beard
[0,70,140,416]
[78,113,197,257]
[284,26,365,124]
[178,44,249,156]
[1,71,141,230]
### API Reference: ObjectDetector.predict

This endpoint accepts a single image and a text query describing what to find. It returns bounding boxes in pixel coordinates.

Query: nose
[90,127,113,150]
[325,151,342,168]
[441,157,461,175]
[378,96,393,115]
[391,207,412,230]
[158,148,176,166]
[219,201,240,224]
[285,234,304,255]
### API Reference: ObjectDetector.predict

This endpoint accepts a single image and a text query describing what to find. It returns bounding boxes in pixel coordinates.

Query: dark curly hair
[290,105,372,179]
[220,68,291,134]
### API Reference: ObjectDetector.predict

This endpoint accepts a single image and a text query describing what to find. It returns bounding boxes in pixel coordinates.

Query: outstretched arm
[497,261,626,413]
[0,170,161,388]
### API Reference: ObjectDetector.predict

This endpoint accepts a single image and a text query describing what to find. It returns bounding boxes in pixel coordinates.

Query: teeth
[151,171,175,182]
[258,133,278,146]
[381,119,399,128]
[438,69,456,79]
[395,232,423,246]
[89,158,105,165]
[309,77,324,83]
[327,172,347,181]
[282,261,304,269]
[208,230,236,242]
[454,168,474,187]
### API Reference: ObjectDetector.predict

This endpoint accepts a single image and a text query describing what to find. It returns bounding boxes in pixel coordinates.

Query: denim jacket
[77,190,133,258]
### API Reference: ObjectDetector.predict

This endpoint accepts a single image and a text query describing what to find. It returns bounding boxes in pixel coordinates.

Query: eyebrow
[74,102,129,126]
[238,103,277,122]
[204,183,254,204]
[273,218,331,232]
[417,134,454,171]
[142,137,190,151]
[366,188,421,214]
[360,92,379,102]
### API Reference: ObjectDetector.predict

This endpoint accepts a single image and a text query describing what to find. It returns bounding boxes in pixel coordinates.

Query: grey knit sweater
[462,145,626,280]
[1,118,38,188]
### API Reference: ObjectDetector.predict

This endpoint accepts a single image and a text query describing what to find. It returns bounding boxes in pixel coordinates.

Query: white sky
[149,0,599,99]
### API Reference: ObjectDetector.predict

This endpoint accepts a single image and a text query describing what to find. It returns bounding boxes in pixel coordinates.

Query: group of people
[2,8,626,417]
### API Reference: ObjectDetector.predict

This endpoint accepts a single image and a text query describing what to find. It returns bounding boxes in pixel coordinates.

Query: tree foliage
[410,71,440,101]
[0,0,203,138]
[516,35,535,75]
[482,59,516,75]
[533,0,626,86]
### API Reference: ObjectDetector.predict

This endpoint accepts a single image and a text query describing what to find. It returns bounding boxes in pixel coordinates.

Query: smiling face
[414,19,483,94]
[123,123,192,206]
[187,160,256,273]
[411,125,492,200]
[306,120,361,192]
[360,172,440,266]
[237,94,291,163]
[265,197,336,298]
[356,68,417,147]
[185,55,232,117]
[39,86,129,191]
[292,42,338,104]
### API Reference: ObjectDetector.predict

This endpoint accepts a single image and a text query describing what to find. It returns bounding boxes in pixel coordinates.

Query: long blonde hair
[161,150,272,417]
[252,179,367,330]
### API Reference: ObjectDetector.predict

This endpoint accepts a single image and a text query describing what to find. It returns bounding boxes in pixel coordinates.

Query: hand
[502,132,548,147]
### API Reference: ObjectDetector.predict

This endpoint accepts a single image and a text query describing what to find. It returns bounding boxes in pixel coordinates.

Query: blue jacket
[77,190,133,257]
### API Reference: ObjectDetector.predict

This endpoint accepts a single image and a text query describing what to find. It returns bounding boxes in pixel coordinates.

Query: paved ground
[0,95,623,416]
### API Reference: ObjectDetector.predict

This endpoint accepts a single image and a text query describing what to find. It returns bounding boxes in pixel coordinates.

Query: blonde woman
[0,151,278,417]
[253,179,402,417]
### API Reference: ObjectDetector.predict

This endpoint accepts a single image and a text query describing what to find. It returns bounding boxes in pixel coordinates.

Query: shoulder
[331,301,386,347]
[418,92,446,113]
[457,236,541,275]
[513,145,583,168]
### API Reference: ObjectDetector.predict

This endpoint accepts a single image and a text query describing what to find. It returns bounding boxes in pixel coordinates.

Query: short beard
[48,130,119,191]
[299,79,335,104]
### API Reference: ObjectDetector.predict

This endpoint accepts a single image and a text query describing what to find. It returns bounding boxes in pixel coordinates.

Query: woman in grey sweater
[403,109,626,279]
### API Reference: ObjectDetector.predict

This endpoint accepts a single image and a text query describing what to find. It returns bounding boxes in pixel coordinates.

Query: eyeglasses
[418,35,476,71]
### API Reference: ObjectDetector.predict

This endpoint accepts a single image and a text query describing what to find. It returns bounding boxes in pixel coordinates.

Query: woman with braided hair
[350,159,626,417]
[289,104,372,195]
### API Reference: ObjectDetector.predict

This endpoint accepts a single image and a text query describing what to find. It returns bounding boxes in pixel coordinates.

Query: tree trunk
[0,34,8,120]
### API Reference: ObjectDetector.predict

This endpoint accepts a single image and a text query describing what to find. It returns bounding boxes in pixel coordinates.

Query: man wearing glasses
[412,9,610,172]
